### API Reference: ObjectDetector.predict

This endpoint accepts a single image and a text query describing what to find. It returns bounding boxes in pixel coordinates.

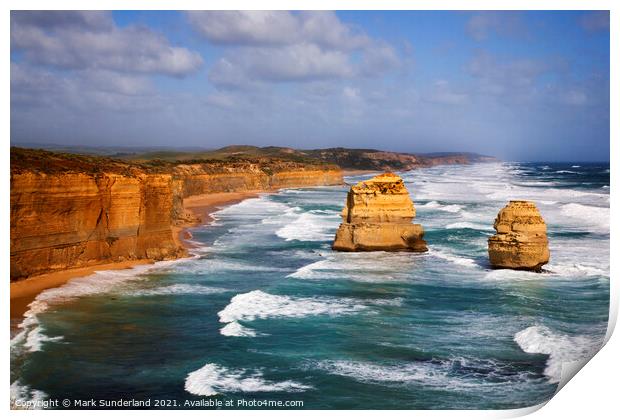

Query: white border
[3,1,616,419]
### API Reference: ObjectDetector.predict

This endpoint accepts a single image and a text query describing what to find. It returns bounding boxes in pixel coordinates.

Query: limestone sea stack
[488,200,550,271]
[332,173,427,252]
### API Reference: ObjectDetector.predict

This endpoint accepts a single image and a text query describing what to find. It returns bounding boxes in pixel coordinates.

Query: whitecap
[556,170,578,174]
[218,290,366,324]
[514,325,603,383]
[287,252,418,282]
[23,326,63,352]
[445,222,493,231]
[545,263,609,278]
[275,212,339,242]
[314,357,535,390]
[220,321,259,337]
[184,363,311,396]
[560,203,609,232]
[571,165,581,168]
[419,201,462,213]
[429,249,477,268]
[128,284,228,297]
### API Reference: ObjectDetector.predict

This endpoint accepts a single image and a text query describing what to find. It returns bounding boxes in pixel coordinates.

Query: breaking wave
[218,290,366,325]
[185,363,311,396]
[220,321,259,337]
[560,203,609,232]
[275,212,339,242]
[514,325,603,383]
[419,201,463,213]
[128,283,229,296]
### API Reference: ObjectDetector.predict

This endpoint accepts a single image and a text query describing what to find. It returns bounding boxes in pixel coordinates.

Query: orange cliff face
[10,171,184,280]
[172,163,342,198]
[10,149,343,281]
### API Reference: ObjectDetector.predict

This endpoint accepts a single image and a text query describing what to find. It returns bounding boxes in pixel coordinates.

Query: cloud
[189,11,399,87]
[11,11,203,77]
[11,62,160,112]
[579,11,609,32]
[466,12,529,41]
[11,10,113,31]
[187,11,370,50]
[210,43,354,86]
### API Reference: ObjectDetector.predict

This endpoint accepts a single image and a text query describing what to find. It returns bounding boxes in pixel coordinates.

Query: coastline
[10,190,266,322]
[10,259,153,320]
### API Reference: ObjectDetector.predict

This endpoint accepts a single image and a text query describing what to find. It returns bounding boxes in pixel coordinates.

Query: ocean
[10,162,610,410]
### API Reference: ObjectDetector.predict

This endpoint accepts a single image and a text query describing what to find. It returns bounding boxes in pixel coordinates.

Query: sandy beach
[182,191,263,227]
[10,259,153,320]
[10,190,266,321]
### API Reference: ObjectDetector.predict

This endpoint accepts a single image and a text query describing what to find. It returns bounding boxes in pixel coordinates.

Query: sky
[10,10,610,161]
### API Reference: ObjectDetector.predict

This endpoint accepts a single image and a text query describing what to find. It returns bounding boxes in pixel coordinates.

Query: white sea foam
[560,203,609,232]
[315,357,534,390]
[556,170,578,174]
[23,326,63,352]
[445,222,492,231]
[514,325,603,383]
[546,263,609,278]
[275,212,339,242]
[11,258,191,355]
[213,197,290,217]
[571,165,581,168]
[429,249,477,268]
[220,321,259,337]
[287,252,417,282]
[287,259,341,280]
[10,381,49,409]
[185,363,311,396]
[483,269,548,282]
[129,284,228,296]
[218,290,366,324]
[419,201,462,213]
[318,360,437,384]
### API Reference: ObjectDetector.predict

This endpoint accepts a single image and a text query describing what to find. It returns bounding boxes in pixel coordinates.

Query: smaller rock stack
[488,200,550,271]
[332,173,427,252]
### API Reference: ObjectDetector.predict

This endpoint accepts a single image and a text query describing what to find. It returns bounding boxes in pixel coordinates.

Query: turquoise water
[11,162,610,409]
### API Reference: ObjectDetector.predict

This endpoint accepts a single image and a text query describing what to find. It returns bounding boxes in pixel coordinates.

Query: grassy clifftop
[10,147,339,176]
[115,145,498,171]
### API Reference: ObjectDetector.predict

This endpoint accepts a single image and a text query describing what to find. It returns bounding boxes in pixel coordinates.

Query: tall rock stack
[332,173,427,252]
[488,200,550,271]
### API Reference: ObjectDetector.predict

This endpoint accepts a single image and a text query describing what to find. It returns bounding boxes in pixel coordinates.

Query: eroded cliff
[10,148,343,280]
[332,173,427,252]
[487,200,550,271]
